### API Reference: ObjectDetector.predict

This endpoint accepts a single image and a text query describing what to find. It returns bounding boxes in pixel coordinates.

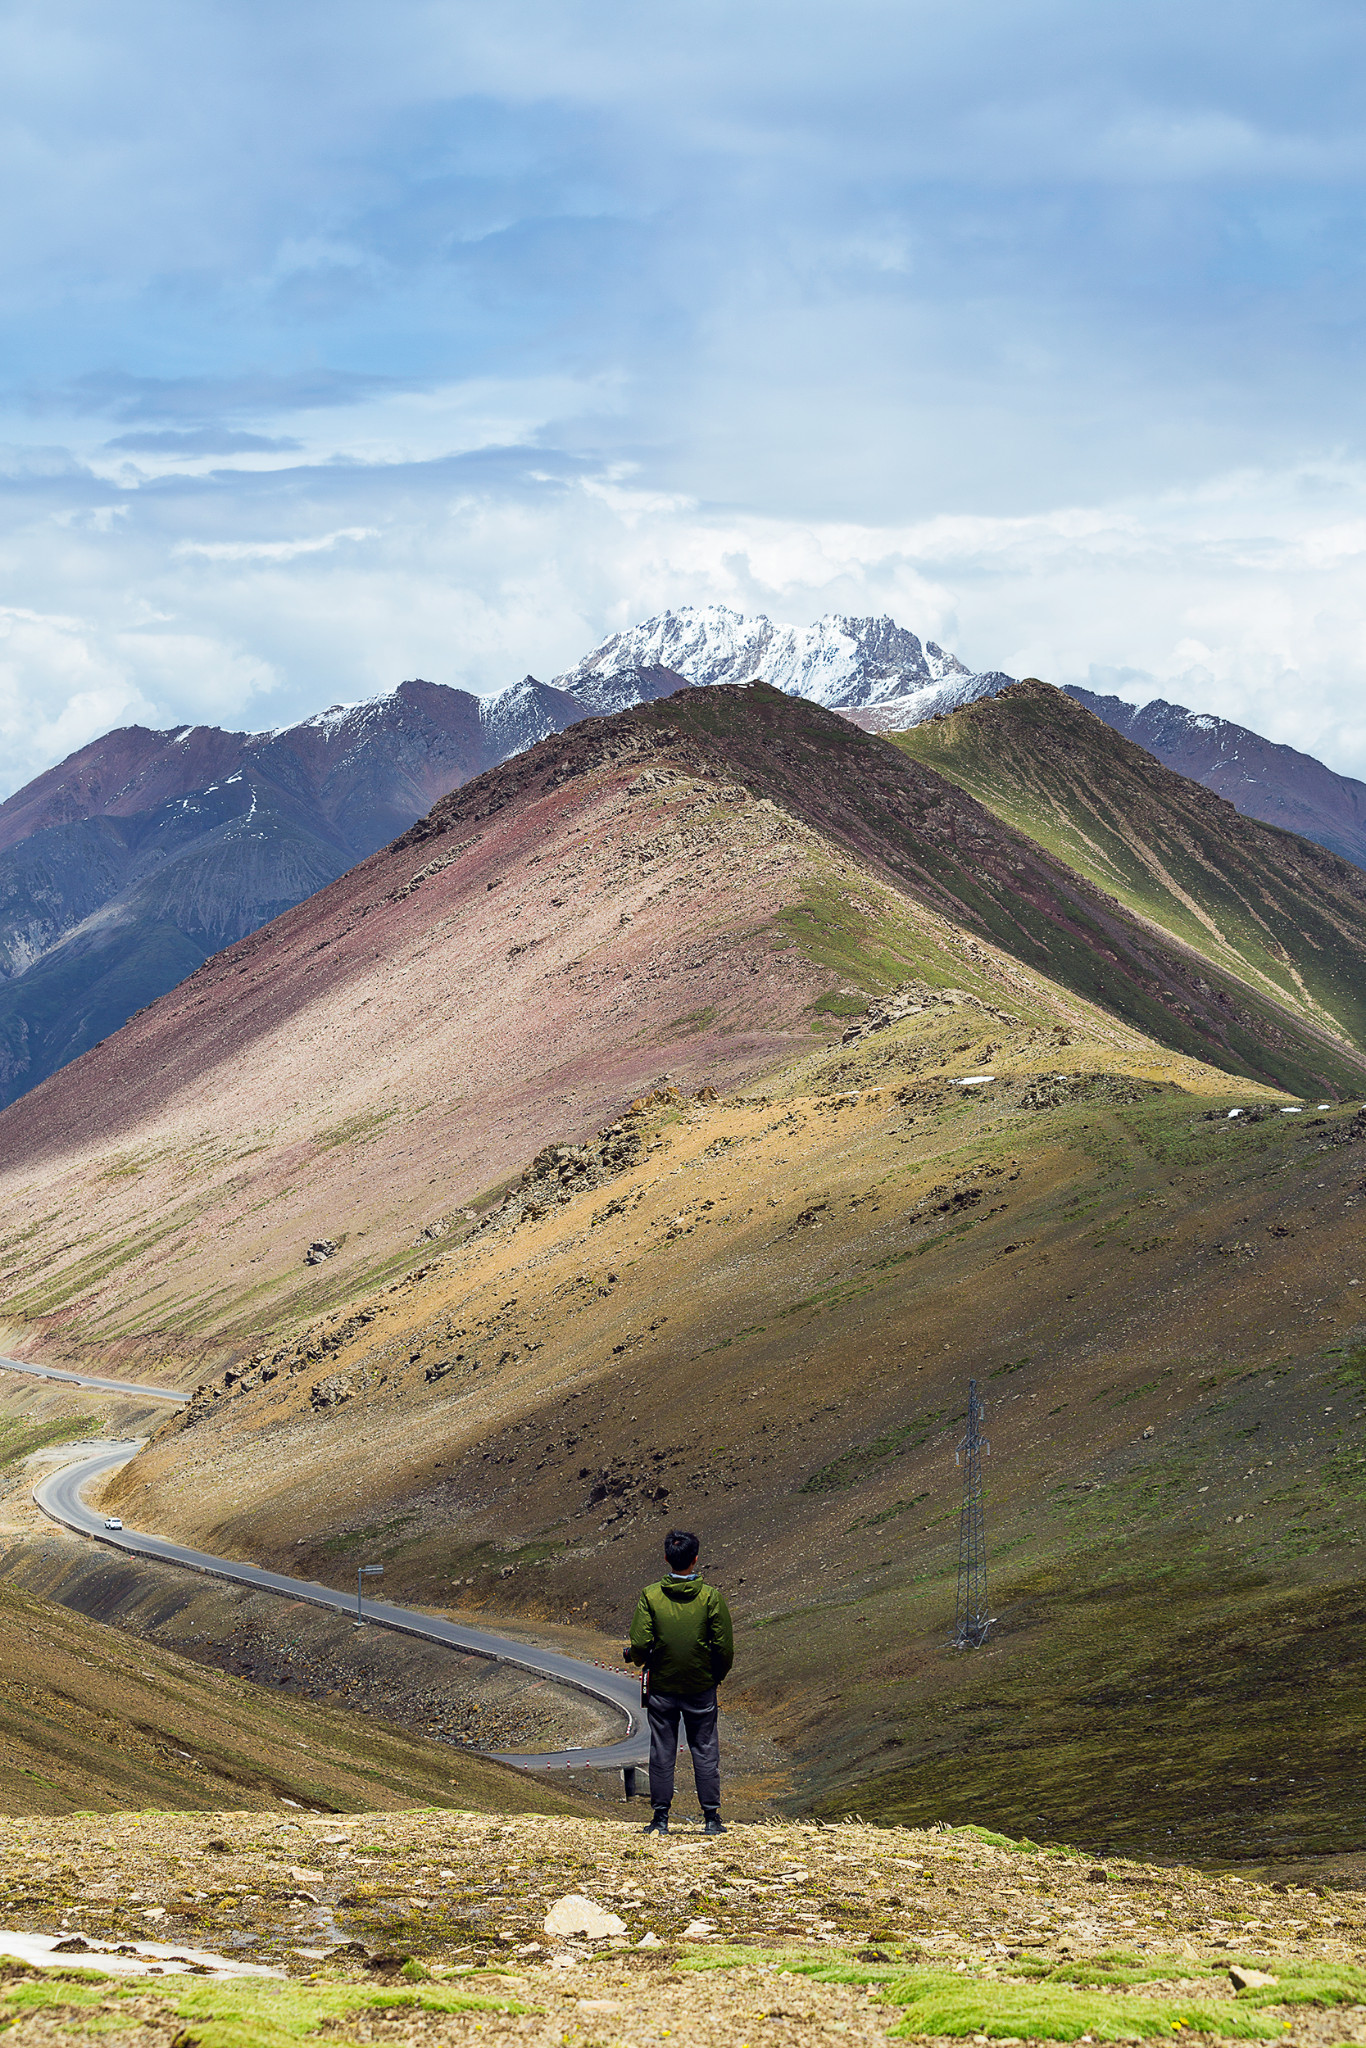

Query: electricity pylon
[953,1378,991,1648]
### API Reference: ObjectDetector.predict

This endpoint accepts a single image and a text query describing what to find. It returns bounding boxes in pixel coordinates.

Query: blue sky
[5,0,1366,791]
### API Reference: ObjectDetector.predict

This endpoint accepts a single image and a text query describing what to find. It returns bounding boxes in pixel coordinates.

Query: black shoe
[644,1809,670,1835]
[703,1812,726,1835]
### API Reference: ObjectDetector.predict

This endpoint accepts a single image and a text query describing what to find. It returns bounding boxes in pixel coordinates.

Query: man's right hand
[622,1645,633,1661]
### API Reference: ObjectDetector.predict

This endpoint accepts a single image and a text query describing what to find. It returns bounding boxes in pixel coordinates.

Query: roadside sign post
[952,1379,991,1648]
[356,1563,383,1625]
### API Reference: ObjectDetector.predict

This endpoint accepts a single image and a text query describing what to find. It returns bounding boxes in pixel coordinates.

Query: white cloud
[3,2,1366,802]
[173,527,379,563]
[0,606,156,785]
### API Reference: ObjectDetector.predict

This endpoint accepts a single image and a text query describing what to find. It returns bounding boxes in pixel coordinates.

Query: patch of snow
[835,671,1019,731]
[296,702,366,731]
[256,692,400,742]
[480,675,582,756]
[0,1930,278,1978]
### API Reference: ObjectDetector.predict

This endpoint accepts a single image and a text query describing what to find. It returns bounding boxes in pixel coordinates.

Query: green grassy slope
[126,984,1366,1863]
[0,1576,590,1817]
[890,681,1366,1063]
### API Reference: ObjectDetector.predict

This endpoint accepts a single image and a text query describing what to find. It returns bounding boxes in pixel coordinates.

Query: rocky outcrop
[479,1102,662,1233]
[839,981,1018,1046]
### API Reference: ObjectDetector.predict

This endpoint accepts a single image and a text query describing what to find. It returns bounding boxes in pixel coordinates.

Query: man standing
[624,1528,733,1835]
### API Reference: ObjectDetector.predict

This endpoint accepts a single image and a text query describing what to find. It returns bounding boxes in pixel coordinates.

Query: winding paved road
[31,1438,647,1774]
[0,1355,187,1403]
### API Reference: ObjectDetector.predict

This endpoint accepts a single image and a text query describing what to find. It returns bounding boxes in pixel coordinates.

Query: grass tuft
[0,1970,527,2048]
[880,1970,1282,2040]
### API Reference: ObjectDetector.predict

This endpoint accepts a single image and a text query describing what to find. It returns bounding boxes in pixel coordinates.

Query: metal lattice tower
[953,1379,991,1648]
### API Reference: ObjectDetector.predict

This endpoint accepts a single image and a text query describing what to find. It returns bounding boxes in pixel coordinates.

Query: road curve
[34,1444,646,1772]
[0,1354,188,1403]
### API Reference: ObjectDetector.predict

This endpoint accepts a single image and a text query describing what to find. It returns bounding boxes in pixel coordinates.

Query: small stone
[544,1894,628,1939]
[637,1931,663,1949]
[1230,1966,1278,1991]
[682,1918,717,1939]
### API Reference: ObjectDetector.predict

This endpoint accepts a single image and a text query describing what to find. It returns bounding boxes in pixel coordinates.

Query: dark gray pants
[647,1685,721,1811]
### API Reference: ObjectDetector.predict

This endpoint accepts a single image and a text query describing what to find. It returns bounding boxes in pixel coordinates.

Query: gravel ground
[2,1810,1366,2045]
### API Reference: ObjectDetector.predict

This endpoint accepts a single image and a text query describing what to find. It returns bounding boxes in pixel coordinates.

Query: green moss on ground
[0,1970,523,2048]
[0,1413,98,1469]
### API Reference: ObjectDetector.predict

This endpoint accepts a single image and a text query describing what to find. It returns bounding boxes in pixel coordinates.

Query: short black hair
[664,1528,699,1570]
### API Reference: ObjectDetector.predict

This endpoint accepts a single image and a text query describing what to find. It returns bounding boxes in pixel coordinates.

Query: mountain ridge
[1066,684,1366,870]
[889,680,1366,1065]
[6,603,1364,1115]
[2,681,1362,1384]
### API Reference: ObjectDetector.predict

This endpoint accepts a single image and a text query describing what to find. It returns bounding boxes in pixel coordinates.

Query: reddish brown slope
[577,685,1366,1094]
[0,694,972,1363]
[1,684,1359,1375]
[0,724,250,851]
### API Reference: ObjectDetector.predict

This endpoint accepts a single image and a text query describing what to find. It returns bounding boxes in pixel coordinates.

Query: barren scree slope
[1,686,1363,1383]
[7,1808,1366,2048]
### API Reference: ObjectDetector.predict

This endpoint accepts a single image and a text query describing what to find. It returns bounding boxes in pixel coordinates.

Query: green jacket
[628,1575,734,1696]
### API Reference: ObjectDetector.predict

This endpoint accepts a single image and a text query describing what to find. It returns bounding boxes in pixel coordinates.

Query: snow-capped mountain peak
[553,604,1004,715]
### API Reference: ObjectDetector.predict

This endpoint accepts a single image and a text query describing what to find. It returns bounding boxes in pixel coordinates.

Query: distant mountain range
[0,679,483,1108]
[1,603,1362,1108]
[0,609,1005,1108]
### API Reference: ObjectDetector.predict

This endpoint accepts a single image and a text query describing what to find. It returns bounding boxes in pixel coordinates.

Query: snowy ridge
[553,604,1002,713]
[479,675,585,760]
[835,670,1020,734]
